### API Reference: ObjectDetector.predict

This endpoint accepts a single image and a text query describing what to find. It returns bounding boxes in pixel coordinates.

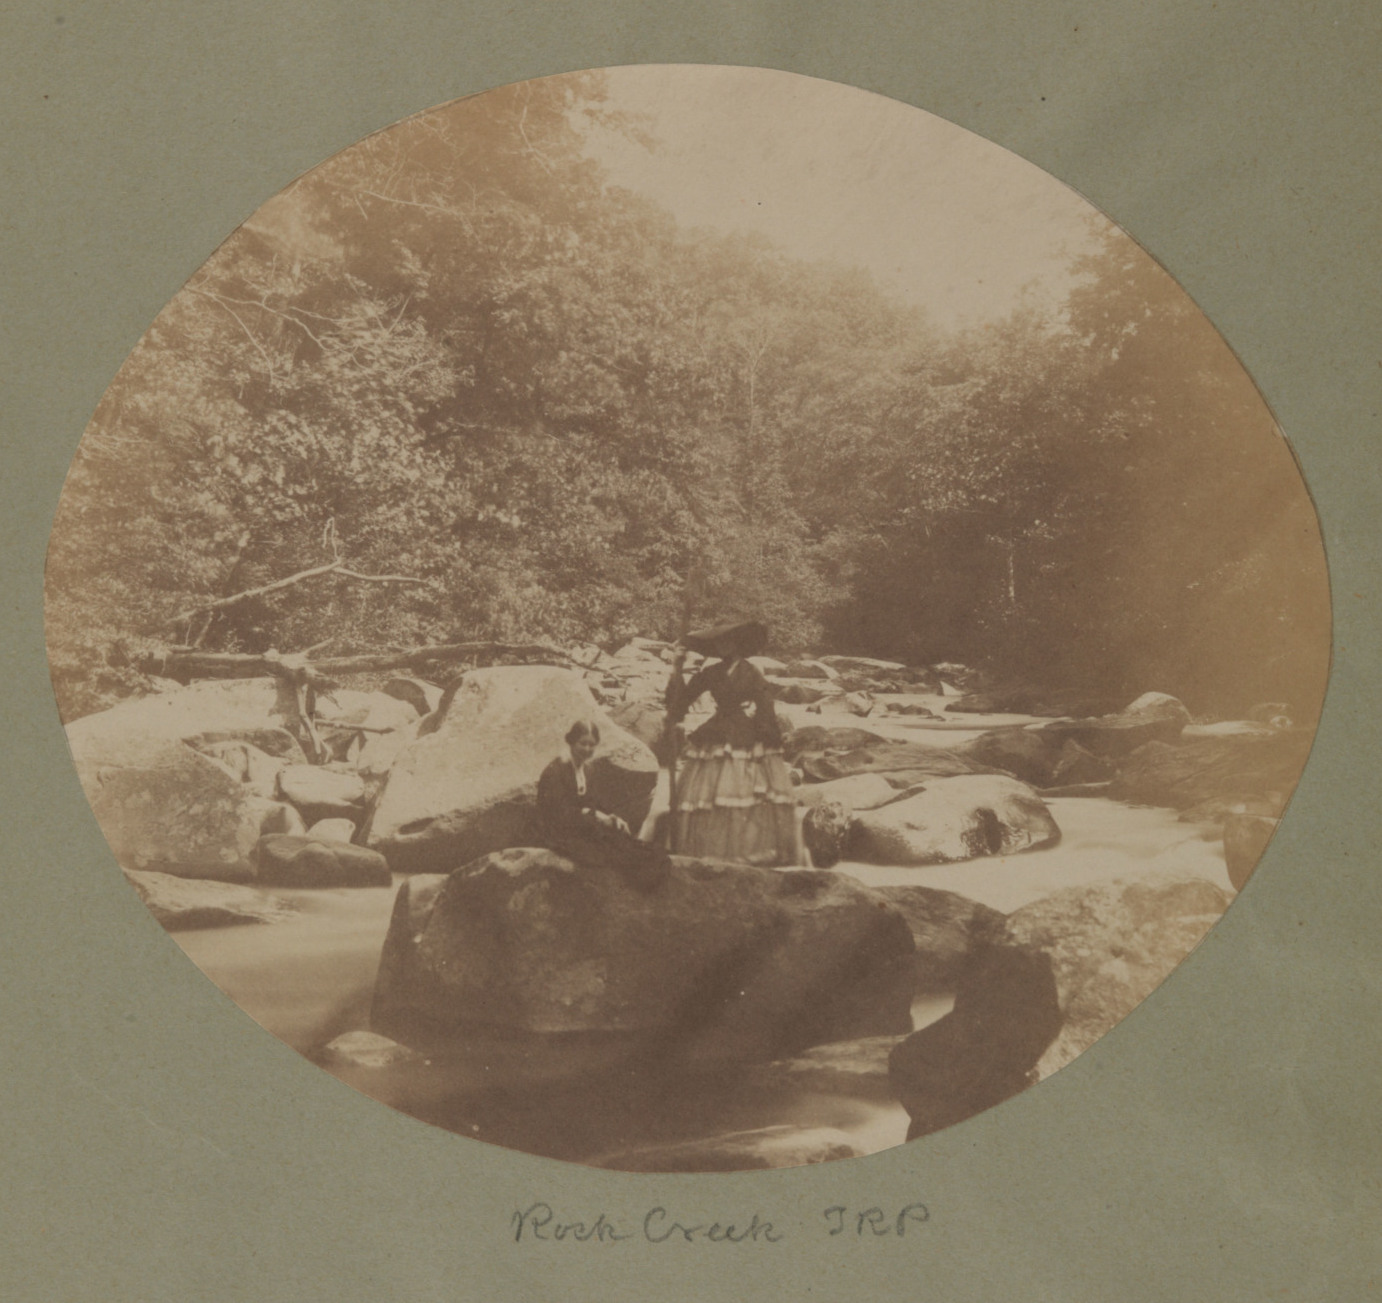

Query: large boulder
[608,698,668,751]
[314,690,421,762]
[1007,873,1233,1079]
[794,773,905,811]
[852,775,1060,866]
[190,739,285,799]
[371,848,916,1066]
[277,763,367,822]
[365,667,659,873]
[254,834,392,888]
[66,677,309,767]
[1034,692,1191,758]
[315,689,419,734]
[781,660,833,680]
[957,729,1114,790]
[77,744,278,882]
[382,677,443,718]
[792,738,984,786]
[1049,739,1116,787]
[889,937,1062,1139]
[871,885,1011,992]
[783,725,886,758]
[306,817,359,843]
[1110,729,1314,810]
[956,728,1064,787]
[260,801,308,836]
[818,655,909,675]
[64,679,322,880]
[122,868,296,930]
[594,1125,861,1173]
[356,718,422,801]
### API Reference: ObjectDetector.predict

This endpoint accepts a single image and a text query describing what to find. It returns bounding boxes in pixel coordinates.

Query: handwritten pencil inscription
[509,1200,929,1245]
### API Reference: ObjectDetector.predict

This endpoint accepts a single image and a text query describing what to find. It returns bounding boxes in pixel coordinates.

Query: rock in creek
[382,677,443,718]
[78,744,278,883]
[852,775,1060,866]
[795,773,906,811]
[278,763,366,822]
[594,1124,860,1172]
[871,885,1012,993]
[1110,729,1313,811]
[191,739,285,799]
[65,678,309,768]
[801,801,855,868]
[306,817,359,843]
[817,656,939,692]
[784,725,886,757]
[889,934,1063,1139]
[316,689,419,735]
[356,718,422,801]
[371,848,916,1066]
[780,659,833,680]
[63,678,334,880]
[122,868,296,930]
[254,833,392,888]
[1007,873,1233,1079]
[260,801,308,837]
[1223,812,1278,890]
[1033,691,1191,758]
[956,729,1114,790]
[607,698,668,751]
[791,736,985,786]
[366,667,659,874]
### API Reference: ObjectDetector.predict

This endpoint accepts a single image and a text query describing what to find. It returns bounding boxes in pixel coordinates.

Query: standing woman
[664,621,799,866]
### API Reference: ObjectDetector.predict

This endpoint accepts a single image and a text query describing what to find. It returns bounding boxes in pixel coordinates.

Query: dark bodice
[666,657,782,749]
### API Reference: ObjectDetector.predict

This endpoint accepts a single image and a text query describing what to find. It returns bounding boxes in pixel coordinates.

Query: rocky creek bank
[68,641,1307,1161]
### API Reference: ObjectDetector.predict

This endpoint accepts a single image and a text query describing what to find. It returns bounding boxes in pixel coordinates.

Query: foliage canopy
[46,73,1329,722]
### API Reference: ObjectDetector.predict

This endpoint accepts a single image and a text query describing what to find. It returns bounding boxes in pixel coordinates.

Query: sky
[578,65,1112,331]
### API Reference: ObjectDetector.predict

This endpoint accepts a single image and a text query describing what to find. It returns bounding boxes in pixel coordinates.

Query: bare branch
[188,287,280,381]
[166,559,429,625]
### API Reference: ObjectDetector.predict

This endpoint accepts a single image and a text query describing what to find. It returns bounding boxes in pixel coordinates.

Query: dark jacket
[665,657,782,749]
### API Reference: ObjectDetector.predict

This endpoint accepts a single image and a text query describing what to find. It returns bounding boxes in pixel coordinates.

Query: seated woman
[664,620,800,867]
[536,720,670,890]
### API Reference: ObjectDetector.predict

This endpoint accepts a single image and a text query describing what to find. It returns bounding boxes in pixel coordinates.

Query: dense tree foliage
[46,74,1329,722]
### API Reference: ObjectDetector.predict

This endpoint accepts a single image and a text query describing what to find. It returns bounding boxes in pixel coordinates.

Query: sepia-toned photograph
[44,64,1331,1173]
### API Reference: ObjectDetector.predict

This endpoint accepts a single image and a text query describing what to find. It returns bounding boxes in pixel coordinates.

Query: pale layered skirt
[671,738,798,866]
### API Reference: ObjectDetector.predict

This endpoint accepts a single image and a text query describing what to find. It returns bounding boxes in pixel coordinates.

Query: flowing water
[171,705,1232,1168]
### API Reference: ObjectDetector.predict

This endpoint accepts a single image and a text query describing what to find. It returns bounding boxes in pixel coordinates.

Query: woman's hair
[565,720,601,745]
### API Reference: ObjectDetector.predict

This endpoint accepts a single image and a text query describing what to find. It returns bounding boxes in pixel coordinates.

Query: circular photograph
[45,66,1330,1173]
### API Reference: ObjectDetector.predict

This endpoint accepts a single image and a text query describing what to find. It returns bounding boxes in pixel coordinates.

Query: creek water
[170,706,1233,1168]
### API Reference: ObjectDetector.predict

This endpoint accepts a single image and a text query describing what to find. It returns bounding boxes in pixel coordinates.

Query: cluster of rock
[65,676,421,912]
[65,639,1294,1163]
[350,841,1231,1164]
[784,723,1061,869]
[945,690,1306,888]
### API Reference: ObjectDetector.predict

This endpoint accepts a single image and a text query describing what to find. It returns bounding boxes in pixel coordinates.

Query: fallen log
[137,641,593,684]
